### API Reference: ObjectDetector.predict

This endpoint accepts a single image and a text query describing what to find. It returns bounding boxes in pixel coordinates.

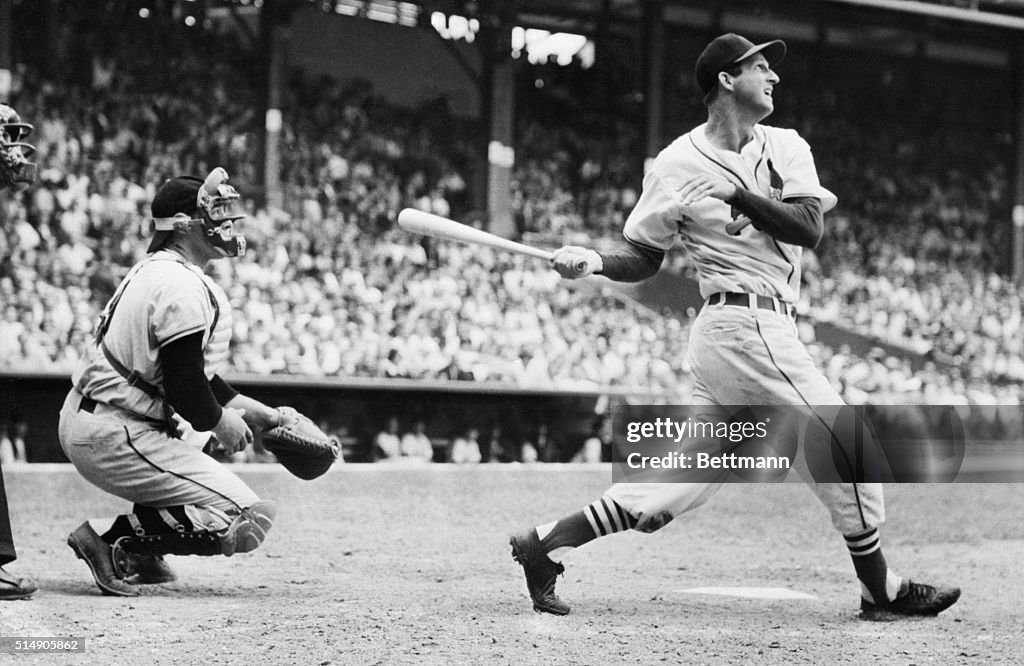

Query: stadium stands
[0,15,1020,412]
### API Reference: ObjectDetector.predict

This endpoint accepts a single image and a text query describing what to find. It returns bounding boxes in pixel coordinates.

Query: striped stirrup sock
[535,496,637,560]
[846,527,901,604]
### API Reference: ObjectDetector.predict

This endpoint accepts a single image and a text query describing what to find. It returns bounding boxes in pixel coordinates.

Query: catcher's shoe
[510,529,570,615]
[67,522,138,597]
[114,548,177,585]
[859,580,960,621]
[0,566,36,600]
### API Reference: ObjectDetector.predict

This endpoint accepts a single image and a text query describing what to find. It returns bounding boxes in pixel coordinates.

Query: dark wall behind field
[0,374,608,463]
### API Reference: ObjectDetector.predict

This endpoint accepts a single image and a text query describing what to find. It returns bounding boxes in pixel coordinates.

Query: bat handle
[547,247,594,276]
[725,218,752,236]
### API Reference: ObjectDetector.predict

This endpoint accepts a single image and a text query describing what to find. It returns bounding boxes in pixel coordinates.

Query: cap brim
[733,39,786,67]
[147,230,173,254]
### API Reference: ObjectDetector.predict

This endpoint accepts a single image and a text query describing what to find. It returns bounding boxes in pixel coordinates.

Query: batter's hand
[551,246,602,279]
[678,174,737,207]
[212,407,253,456]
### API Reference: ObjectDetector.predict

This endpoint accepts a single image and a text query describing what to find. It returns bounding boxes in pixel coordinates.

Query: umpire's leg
[0,462,37,599]
[0,465,15,567]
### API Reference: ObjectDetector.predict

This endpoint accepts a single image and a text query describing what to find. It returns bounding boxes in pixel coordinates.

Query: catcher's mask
[0,103,37,190]
[149,167,247,257]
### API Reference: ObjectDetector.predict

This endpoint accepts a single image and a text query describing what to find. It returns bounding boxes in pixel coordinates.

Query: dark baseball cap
[695,33,787,94]
[147,176,202,253]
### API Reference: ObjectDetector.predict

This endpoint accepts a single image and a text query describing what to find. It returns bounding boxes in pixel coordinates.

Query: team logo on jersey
[767,158,784,201]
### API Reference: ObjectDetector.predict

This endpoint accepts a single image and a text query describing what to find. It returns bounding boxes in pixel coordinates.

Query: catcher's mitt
[262,407,340,480]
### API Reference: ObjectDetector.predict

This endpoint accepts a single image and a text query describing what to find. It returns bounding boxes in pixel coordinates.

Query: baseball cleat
[859,580,960,621]
[113,545,177,585]
[510,529,570,615]
[0,566,36,600]
[67,522,138,597]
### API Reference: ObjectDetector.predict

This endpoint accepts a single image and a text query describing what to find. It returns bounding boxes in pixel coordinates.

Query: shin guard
[112,501,278,562]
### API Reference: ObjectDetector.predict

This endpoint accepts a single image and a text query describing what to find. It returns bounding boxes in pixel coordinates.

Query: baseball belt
[705,291,795,318]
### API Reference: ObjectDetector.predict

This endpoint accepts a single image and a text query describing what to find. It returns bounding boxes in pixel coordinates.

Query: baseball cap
[695,33,787,95]
[147,176,202,253]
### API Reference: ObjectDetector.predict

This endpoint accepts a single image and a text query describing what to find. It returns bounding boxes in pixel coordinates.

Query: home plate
[678,587,818,600]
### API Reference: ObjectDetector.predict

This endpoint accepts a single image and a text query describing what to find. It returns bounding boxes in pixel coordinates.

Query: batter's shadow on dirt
[582,594,850,624]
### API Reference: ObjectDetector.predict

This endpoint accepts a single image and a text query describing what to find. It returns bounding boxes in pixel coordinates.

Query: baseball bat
[398,208,554,261]
[725,217,752,236]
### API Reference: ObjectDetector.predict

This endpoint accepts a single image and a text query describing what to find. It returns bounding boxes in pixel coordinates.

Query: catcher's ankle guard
[112,501,278,560]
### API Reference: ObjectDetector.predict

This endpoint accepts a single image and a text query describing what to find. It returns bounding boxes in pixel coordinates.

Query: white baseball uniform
[605,123,884,536]
[59,250,259,511]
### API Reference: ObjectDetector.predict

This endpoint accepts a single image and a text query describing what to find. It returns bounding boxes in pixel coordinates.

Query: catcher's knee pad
[112,501,277,559]
[219,500,277,556]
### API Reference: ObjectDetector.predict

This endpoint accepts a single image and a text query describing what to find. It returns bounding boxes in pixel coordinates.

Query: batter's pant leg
[690,307,886,534]
[604,379,730,531]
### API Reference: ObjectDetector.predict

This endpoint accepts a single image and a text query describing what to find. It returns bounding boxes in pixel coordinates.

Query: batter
[509,33,960,621]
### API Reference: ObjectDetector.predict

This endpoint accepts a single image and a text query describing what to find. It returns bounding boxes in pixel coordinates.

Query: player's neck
[162,237,213,266]
[705,107,761,153]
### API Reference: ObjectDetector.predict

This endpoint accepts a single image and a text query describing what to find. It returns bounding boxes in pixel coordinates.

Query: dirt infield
[0,464,1021,665]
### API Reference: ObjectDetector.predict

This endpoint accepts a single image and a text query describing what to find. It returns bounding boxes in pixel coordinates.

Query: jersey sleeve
[622,169,683,251]
[149,268,212,347]
[778,129,838,213]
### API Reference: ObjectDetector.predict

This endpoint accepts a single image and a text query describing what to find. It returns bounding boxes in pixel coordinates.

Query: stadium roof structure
[203,1,1024,65]
[486,0,1024,46]
[219,0,1024,31]
[271,0,1024,68]
[508,0,1024,30]
[312,0,1024,31]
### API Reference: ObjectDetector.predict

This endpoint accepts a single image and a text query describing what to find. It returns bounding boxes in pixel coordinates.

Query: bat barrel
[398,208,553,261]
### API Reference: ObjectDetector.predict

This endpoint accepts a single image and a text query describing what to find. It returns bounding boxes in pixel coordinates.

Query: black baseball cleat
[0,566,36,600]
[113,545,177,585]
[510,529,570,615]
[859,580,960,621]
[67,522,138,597]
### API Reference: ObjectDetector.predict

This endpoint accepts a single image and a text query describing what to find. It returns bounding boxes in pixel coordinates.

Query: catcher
[59,169,338,596]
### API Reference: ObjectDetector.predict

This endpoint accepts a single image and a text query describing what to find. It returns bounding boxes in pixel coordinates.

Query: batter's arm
[596,241,665,282]
[550,239,664,282]
[726,190,823,248]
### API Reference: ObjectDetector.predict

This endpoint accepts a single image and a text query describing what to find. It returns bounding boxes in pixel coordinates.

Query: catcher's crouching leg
[111,501,278,567]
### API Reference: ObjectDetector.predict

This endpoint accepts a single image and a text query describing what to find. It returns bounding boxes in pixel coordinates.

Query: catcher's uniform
[59,250,259,511]
[605,123,883,536]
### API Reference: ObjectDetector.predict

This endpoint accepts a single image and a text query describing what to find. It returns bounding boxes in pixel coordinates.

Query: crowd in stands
[513,119,641,238]
[1,10,1021,467]
[0,23,693,399]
